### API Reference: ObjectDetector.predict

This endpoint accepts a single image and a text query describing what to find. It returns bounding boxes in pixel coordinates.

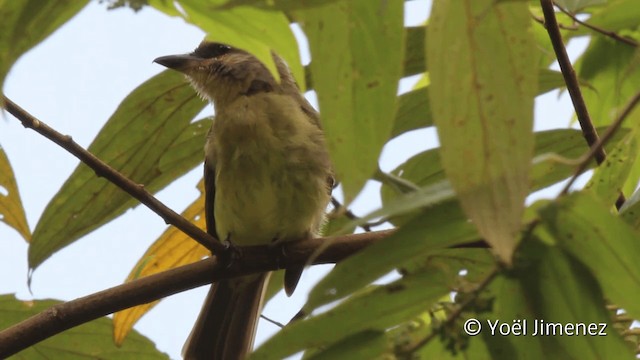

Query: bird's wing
[204,159,217,239]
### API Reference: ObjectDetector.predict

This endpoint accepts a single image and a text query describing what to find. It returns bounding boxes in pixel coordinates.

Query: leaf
[555,0,607,12]
[428,0,539,263]
[0,1,89,91]
[404,26,427,77]
[515,241,632,358]
[155,0,304,88]
[585,130,637,204]
[576,36,640,127]
[390,87,432,140]
[305,331,390,360]
[217,0,341,10]
[0,146,30,241]
[584,0,640,33]
[293,0,405,202]
[381,128,631,226]
[304,197,477,313]
[29,71,208,270]
[252,270,451,360]
[539,192,640,319]
[113,180,209,345]
[0,294,168,359]
[482,275,544,359]
[620,187,640,229]
[537,69,566,94]
[389,68,564,141]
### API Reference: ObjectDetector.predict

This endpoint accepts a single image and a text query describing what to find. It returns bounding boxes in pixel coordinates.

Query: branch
[539,0,626,209]
[0,230,394,357]
[1,96,222,254]
[556,6,639,48]
[0,227,488,357]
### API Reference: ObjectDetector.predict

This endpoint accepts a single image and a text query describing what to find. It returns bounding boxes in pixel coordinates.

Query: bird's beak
[153,54,202,72]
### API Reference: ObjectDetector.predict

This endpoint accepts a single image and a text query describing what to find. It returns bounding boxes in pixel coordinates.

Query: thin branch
[539,0,626,208]
[1,96,222,254]
[330,197,387,232]
[562,90,640,196]
[0,229,393,357]
[556,6,638,48]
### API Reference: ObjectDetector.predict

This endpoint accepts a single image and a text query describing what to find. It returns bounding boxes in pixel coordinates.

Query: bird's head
[154,41,297,108]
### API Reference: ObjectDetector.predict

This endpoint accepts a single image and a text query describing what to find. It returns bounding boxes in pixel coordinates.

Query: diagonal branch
[0,228,488,357]
[540,0,626,209]
[0,230,392,357]
[1,96,222,254]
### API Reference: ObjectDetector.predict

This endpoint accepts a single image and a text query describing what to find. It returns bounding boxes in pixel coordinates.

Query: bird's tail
[183,273,270,360]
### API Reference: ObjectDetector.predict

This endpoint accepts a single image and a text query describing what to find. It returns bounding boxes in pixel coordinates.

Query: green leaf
[0,294,168,359]
[381,128,631,225]
[584,0,640,33]
[620,187,640,229]
[0,1,89,92]
[155,0,304,89]
[515,241,632,358]
[538,69,566,94]
[530,127,632,191]
[585,131,637,204]
[576,36,640,127]
[305,331,390,360]
[404,26,427,77]
[293,0,405,202]
[539,192,640,319]
[390,87,432,140]
[29,71,207,270]
[389,68,564,141]
[217,0,341,10]
[555,0,607,12]
[252,270,450,360]
[0,146,30,241]
[304,197,477,313]
[482,275,544,359]
[428,0,538,263]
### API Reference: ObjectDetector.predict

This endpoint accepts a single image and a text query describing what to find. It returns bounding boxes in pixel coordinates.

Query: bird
[154,41,333,360]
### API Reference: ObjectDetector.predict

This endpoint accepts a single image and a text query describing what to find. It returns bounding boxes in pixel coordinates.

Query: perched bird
[154,41,332,359]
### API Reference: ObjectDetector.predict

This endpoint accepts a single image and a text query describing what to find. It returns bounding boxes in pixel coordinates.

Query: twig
[260,315,286,329]
[1,96,222,254]
[330,197,387,232]
[556,5,638,48]
[561,90,640,197]
[539,0,626,208]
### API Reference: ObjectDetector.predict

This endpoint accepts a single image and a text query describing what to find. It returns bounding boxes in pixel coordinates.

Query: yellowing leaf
[0,147,30,241]
[113,180,209,345]
[427,0,538,263]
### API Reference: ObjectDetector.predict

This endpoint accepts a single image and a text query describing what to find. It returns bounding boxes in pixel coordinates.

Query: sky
[0,1,585,358]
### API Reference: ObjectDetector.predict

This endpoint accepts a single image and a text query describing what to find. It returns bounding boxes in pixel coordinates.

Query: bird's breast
[208,94,330,246]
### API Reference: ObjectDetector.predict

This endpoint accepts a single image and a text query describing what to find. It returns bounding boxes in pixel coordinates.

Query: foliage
[2,0,640,358]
